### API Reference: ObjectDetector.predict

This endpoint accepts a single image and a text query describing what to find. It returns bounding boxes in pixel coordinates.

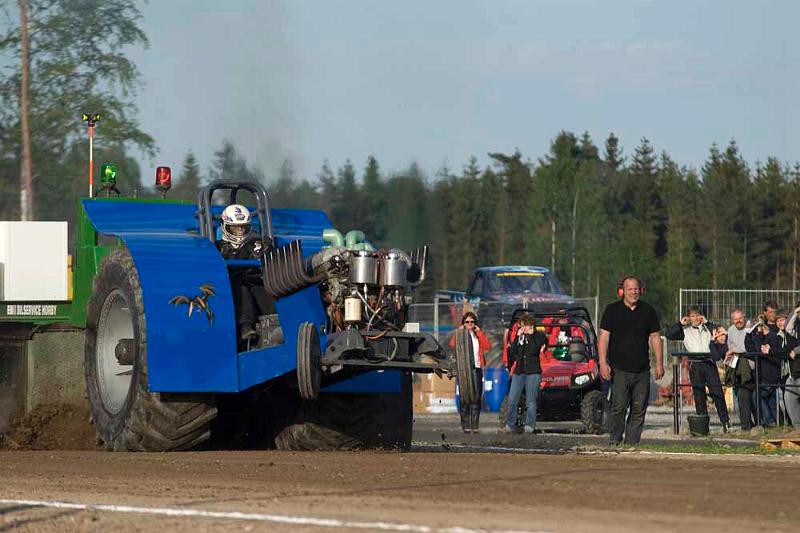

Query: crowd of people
[668,301,800,431]
[451,274,800,444]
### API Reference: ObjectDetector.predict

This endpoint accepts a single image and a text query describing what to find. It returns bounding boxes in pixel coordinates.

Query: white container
[0,221,69,301]
[344,297,362,323]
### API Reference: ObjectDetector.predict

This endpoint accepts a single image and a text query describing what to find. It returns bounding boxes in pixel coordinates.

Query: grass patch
[609,441,800,455]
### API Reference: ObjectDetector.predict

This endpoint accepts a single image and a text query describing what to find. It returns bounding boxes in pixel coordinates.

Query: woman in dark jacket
[501,314,547,434]
[760,309,798,427]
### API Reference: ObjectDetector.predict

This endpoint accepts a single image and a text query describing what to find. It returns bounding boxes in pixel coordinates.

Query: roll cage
[505,307,598,360]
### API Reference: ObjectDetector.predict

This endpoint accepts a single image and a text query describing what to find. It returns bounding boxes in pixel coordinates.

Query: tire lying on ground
[274,372,413,451]
[580,389,608,435]
[454,328,479,405]
[84,247,217,451]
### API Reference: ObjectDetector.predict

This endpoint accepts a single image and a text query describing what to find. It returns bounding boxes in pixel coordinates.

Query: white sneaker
[524,425,535,433]
[498,426,513,434]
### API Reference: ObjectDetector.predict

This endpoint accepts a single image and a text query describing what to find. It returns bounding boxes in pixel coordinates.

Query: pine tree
[360,155,387,244]
[475,167,503,267]
[701,141,751,288]
[571,133,603,295]
[332,159,359,232]
[209,140,240,182]
[270,158,296,208]
[529,133,579,277]
[384,163,428,250]
[659,153,702,312]
[488,149,534,265]
[628,138,661,267]
[789,163,800,291]
[291,179,321,209]
[317,160,337,217]
[750,157,791,287]
[604,132,625,171]
[172,151,201,201]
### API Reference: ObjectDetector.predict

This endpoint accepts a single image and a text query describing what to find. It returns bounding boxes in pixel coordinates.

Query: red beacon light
[155,166,171,198]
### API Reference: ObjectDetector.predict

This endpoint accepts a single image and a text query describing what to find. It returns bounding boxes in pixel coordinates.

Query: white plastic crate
[0,221,68,301]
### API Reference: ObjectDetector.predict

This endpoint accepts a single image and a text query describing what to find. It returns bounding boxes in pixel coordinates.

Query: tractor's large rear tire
[455,329,478,405]
[84,247,217,451]
[274,371,413,451]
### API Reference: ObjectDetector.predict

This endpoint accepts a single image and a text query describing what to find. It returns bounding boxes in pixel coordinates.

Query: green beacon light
[99,162,120,197]
[100,163,117,186]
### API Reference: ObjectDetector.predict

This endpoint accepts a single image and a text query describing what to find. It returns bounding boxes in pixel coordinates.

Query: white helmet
[221,204,252,247]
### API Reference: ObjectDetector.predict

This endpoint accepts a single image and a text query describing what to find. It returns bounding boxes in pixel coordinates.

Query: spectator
[598,276,664,446]
[666,306,729,432]
[501,314,547,434]
[746,301,780,426]
[784,303,800,427]
[758,308,796,427]
[726,309,757,430]
[449,312,491,433]
[728,308,758,429]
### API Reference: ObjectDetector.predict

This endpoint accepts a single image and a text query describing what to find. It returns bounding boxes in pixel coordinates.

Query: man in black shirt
[599,276,663,445]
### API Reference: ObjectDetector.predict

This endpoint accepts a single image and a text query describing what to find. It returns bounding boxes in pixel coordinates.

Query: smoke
[131,1,301,184]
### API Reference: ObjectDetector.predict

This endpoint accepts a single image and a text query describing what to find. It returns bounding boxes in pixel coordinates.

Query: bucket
[455,367,510,413]
[687,414,710,437]
[483,367,509,412]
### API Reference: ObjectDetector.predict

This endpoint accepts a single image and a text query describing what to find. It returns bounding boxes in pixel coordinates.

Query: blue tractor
[72,178,477,451]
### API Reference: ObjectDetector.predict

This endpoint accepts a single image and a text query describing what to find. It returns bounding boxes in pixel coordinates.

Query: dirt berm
[0,403,98,451]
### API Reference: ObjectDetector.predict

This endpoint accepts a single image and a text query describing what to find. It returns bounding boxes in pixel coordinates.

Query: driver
[218,204,272,343]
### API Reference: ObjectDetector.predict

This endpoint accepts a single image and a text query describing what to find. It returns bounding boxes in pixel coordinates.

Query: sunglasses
[464,320,475,324]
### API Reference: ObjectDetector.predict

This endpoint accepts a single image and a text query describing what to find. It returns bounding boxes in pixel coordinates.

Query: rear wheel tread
[85,247,216,452]
[275,372,412,451]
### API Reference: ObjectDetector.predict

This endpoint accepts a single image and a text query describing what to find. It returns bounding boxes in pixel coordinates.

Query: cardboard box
[413,379,457,413]
[416,373,456,394]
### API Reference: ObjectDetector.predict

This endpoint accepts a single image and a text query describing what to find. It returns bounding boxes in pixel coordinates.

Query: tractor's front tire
[274,372,413,451]
[84,247,217,451]
[296,322,321,400]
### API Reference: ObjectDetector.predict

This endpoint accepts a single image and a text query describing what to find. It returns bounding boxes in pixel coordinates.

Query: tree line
[2,1,800,321]
[166,133,800,322]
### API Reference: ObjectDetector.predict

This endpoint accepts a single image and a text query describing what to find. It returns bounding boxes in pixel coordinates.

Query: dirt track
[1,409,799,531]
[2,446,799,532]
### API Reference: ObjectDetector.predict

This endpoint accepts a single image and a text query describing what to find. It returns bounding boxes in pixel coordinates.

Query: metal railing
[678,289,800,324]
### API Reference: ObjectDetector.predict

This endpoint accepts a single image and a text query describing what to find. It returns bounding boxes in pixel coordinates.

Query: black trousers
[608,368,650,446]
[689,360,729,425]
[459,368,483,430]
[734,382,755,431]
[232,277,272,327]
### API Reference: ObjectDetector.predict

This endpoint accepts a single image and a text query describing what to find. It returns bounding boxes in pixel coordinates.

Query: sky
[130,0,800,184]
